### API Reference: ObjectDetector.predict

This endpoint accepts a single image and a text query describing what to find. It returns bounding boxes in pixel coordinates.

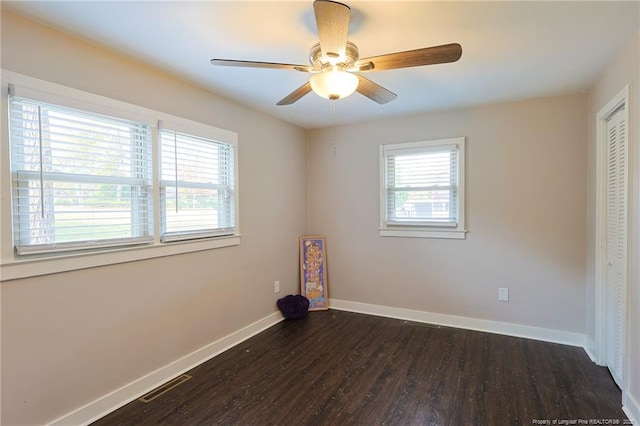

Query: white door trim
[594,84,630,370]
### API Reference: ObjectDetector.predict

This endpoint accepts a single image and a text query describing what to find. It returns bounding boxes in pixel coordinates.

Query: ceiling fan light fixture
[310,67,359,100]
[211,1,462,106]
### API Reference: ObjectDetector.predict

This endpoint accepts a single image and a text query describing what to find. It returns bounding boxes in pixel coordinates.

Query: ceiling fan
[210,0,462,106]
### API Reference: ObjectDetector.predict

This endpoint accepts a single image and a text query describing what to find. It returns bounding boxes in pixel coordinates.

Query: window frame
[1,71,240,281]
[158,122,238,242]
[9,96,155,255]
[379,137,466,239]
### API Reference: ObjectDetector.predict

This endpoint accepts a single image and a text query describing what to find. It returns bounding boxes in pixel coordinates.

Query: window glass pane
[390,190,454,222]
[392,151,453,187]
[160,130,235,241]
[162,187,221,233]
[17,180,147,245]
[9,97,152,254]
[385,144,458,225]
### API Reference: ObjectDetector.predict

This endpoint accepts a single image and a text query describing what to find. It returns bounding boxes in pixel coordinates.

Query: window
[380,137,466,239]
[2,72,239,280]
[159,127,236,242]
[9,96,153,254]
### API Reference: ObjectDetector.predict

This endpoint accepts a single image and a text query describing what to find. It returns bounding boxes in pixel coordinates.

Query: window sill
[379,227,467,240]
[0,235,241,281]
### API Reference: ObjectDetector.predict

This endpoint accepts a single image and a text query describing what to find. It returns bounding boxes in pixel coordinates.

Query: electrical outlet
[498,288,509,302]
[274,281,280,293]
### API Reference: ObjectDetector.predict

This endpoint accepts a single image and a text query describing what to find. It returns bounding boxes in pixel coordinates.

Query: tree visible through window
[4,76,240,270]
[9,89,238,255]
[9,97,153,254]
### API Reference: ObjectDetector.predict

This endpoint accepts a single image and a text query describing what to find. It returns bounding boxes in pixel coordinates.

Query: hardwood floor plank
[91,310,627,426]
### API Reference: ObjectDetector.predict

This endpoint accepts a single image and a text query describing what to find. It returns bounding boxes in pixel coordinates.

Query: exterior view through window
[9,96,153,255]
[8,87,238,256]
[380,137,466,239]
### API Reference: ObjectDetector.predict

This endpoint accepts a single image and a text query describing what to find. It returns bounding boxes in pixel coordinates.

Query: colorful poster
[300,236,329,310]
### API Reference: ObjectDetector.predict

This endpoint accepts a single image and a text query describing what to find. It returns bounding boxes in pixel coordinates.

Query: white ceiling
[4,1,639,129]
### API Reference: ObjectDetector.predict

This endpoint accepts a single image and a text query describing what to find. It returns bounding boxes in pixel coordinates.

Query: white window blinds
[159,128,236,242]
[9,96,153,255]
[383,141,461,227]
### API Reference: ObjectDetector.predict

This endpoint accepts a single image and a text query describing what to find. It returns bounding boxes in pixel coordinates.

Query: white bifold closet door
[605,105,627,388]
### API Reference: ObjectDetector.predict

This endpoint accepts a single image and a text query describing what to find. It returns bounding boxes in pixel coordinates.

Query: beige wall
[587,31,640,417]
[307,93,587,333]
[2,5,637,426]
[1,10,306,425]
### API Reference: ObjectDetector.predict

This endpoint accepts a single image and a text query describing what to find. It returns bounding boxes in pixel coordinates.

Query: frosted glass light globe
[310,67,359,100]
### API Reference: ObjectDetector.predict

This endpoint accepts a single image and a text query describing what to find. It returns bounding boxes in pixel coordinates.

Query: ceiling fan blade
[347,61,374,73]
[355,43,462,71]
[313,0,350,60]
[356,75,397,104]
[277,82,313,106]
[211,59,312,73]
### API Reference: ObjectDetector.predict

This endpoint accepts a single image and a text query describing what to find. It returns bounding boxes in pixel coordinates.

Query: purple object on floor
[277,295,310,319]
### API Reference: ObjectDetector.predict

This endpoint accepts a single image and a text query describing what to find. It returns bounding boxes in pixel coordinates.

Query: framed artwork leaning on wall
[300,236,329,310]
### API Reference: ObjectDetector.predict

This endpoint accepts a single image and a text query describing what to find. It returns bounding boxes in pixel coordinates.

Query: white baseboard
[623,391,640,425]
[47,311,284,426]
[329,299,586,348]
[584,336,598,363]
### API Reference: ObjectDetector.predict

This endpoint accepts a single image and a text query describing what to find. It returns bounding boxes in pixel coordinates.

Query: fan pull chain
[330,100,337,157]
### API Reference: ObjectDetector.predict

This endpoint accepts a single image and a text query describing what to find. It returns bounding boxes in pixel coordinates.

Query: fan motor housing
[309,41,359,70]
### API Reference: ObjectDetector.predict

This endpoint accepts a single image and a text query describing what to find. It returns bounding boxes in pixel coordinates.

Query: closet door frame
[594,84,630,387]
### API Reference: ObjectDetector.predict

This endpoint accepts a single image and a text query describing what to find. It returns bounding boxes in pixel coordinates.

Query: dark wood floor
[92,310,627,426]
